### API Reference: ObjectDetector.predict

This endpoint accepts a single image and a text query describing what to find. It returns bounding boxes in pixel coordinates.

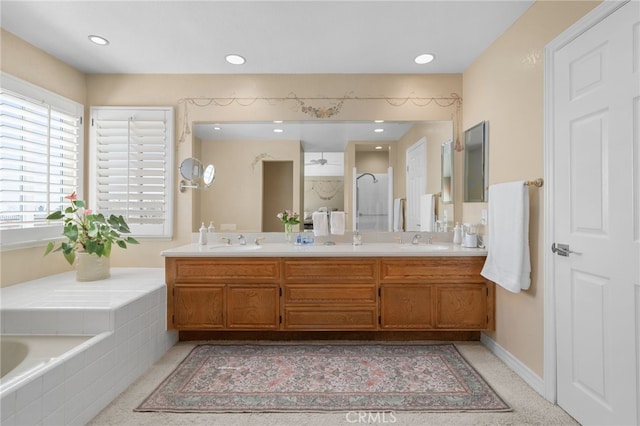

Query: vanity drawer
[284,283,376,305]
[380,257,486,283]
[283,306,378,330]
[283,258,377,282]
[170,258,280,283]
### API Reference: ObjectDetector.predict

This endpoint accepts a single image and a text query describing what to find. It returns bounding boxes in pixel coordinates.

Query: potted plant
[44,192,139,281]
[276,209,300,242]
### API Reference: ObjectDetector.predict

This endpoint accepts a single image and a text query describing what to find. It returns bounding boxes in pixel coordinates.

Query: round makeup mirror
[203,164,215,187]
[179,158,215,192]
[179,157,203,182]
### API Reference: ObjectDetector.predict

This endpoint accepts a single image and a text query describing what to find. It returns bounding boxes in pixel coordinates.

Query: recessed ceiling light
[374,128,384,133]
[88,35,109,46]
[225,54,246,65]
[375,146,383,150]
[273,128,284,133]
[414,53,435,65]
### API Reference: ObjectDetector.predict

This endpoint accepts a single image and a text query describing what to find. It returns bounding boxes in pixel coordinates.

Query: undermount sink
[208,245,263,251]
[398,244,449,251]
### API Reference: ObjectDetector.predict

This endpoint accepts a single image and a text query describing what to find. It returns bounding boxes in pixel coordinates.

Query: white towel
[481,181,531,293]
[312,211,329,237]
[393,198,403,232]
[419,194,435,232]
[330,211,346,235]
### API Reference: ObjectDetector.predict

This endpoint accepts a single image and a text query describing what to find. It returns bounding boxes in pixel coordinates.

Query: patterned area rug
[136,343,510,413]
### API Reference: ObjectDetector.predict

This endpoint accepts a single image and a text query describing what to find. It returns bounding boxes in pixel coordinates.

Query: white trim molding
[481,333,545,396]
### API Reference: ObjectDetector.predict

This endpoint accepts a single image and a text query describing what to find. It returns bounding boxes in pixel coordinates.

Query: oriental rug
[135,343,510,413]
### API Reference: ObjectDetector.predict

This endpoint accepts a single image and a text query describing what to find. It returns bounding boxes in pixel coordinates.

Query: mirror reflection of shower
[355,172,389,232]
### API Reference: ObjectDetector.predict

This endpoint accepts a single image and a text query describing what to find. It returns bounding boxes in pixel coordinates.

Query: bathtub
[0,335,94,394]
[0,268,177,425]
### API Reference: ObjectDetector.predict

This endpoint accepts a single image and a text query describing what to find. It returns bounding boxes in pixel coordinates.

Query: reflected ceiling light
[213,126,221,131]
[88,35,109,46]
[225,54,246,65]
[273,120,283,123]
[414,53,435,64]
[375,146,383,150]
[273,128,284,133]
[374,128,384,133]
[374,120,384,123]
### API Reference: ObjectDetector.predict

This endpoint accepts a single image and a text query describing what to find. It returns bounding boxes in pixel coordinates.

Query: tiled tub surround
[0,268,178,426]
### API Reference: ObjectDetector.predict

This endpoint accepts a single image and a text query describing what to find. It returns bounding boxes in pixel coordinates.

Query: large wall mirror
[192,120,454,233]
[464,121,488,202]
[441,139,454,204]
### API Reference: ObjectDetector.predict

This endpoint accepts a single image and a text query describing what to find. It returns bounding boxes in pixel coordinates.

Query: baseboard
[481,333,545,396]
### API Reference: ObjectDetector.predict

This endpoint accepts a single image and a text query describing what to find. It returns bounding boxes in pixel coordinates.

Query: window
[0,73,83,247]
[90,107,174,239]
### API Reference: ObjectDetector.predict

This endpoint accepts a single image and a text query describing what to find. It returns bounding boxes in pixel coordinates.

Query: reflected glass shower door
[356,172,388,232]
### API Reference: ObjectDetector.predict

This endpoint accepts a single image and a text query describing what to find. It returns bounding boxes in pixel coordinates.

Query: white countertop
[0,268,165,310]
[161,242,487,258]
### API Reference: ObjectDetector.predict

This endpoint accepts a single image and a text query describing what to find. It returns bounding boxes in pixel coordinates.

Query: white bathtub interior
[1,334,97,393]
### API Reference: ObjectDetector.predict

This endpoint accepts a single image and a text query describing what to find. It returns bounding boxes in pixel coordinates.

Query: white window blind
[0,74,83,247]
[90,107,174,238]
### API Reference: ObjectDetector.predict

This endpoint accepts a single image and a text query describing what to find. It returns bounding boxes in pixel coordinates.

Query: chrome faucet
[220,236,231,245]
[411,234,422,245]
[237,234,246,245]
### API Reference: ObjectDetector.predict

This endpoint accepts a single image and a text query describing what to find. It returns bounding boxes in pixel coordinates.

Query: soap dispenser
[198,222,208,245]
[453,222,462,245]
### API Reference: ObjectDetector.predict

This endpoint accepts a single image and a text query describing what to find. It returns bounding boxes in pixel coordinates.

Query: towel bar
[524,178,544,187]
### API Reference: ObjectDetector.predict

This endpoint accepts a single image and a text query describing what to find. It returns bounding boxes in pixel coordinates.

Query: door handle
[551,243,580,257]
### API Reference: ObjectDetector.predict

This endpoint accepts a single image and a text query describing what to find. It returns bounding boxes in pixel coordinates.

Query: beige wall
[199,139,302,232]
[355,151,390,174]
[462,0,600,376]
[304,177,345,213]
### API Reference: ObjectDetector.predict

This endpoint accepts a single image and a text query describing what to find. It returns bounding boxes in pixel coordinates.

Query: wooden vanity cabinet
[282,258,378,330]
[379,257,494,330]
[165,255,494,334]
[166,258,280,330]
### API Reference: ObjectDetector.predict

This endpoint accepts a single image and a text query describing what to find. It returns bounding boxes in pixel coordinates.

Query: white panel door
[405,137,427,232]
[552,2,639,425]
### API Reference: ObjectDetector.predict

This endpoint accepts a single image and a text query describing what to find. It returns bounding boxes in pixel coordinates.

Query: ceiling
[1,1,534,74]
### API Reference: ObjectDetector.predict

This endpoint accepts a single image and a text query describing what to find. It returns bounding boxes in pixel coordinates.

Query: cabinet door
[227,284,279,329]
[435,284,487,329]
[380,284,434,329]
[174,286,224,329]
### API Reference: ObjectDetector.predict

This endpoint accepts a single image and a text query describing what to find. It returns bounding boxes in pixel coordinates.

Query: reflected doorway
[262,161,293,232]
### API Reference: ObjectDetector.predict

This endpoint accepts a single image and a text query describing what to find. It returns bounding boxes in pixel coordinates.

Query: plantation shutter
[90,107,174,238]
[0,74,83,246]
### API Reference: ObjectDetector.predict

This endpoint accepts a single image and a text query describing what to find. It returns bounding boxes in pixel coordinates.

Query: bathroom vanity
[163,241,494,340]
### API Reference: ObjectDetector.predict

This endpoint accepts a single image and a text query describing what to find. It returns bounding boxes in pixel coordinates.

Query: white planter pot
[75,252,110,282]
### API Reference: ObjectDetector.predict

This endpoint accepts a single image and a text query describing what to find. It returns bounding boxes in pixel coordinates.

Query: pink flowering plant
[44,192,139,265]
[276,209,300,226]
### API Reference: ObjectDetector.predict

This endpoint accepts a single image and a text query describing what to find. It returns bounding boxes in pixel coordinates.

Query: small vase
[284,223,293,242]
[76,252,110,282]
